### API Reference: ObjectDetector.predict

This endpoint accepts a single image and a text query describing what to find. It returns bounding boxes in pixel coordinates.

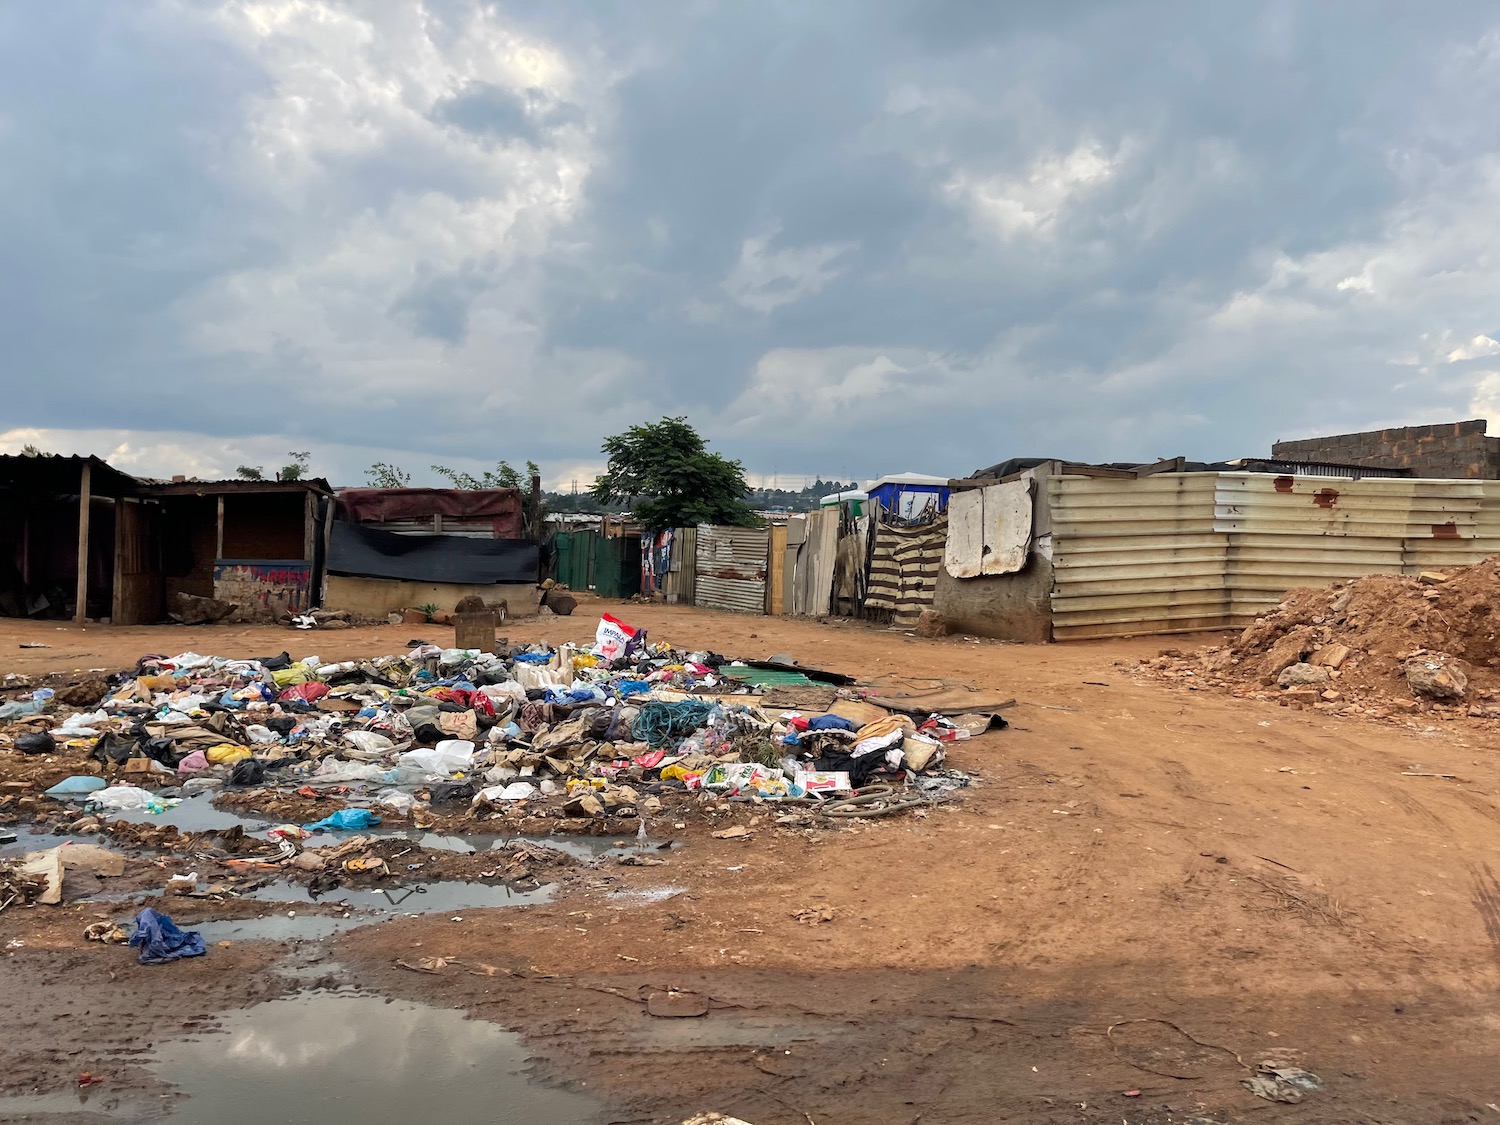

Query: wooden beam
[303,491,316,562]
[74,461,91,623]
[215,495,225,561]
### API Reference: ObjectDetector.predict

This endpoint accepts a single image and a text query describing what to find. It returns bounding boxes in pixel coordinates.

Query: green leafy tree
[593,416,758,532]
[365,462,412,488]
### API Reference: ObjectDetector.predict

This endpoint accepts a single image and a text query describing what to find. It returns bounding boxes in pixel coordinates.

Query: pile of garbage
[1135,558,1500,718]
[1,614,975,835]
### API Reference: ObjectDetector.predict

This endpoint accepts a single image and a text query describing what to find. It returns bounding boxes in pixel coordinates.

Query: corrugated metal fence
[1050,473,1500,640]
[694,525,770,613]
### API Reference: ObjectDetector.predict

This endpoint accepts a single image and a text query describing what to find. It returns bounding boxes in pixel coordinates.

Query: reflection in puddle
[194,914,370,943]
[106,796,275,834]
[152,991,603,1125]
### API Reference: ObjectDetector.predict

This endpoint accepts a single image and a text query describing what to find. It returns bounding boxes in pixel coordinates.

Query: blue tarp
[129,908,206,965]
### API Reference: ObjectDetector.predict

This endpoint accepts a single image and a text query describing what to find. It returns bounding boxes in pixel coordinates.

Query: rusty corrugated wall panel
[693,525,768,613]
[1051,472,1500,640]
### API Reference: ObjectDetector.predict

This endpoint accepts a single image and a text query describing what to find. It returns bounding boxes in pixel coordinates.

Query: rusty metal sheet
[693,525,768,614]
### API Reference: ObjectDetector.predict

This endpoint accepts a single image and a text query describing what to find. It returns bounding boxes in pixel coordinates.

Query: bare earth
[2,603,1498,1124]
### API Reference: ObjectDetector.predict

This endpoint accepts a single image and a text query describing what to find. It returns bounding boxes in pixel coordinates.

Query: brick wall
[1271,419,1500,479]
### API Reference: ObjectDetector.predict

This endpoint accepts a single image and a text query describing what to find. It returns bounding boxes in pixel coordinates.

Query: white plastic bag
[473,781,536,804]
[88,785,157,811]
[591,613,639,663]
[343,731,395,756]
[398,739,474,775]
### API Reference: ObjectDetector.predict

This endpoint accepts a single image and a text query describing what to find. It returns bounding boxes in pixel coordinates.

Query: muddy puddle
[0,990,605,1124]
[247,878,557,911]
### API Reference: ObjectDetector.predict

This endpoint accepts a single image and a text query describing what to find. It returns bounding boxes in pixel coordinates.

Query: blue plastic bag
[129,908,206,965]
[44,776,108,798]
[302,808,382,831]
[614,680,651,698]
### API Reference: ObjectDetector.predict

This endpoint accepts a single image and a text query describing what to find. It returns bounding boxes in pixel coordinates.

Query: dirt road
[2,605,1498,1123]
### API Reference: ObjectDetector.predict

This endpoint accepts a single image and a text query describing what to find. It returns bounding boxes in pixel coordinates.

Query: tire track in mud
[1389,788,1448,832]
[1470,862,1500,964]
[1451,789,1500,830]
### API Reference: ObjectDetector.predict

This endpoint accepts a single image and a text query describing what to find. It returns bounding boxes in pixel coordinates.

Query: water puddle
[247,879,556,912]
[106,797,274,834]
[193,913,371,944]
[149,990,603,1124]
[0,991,605,1125]
[0,829,88,857]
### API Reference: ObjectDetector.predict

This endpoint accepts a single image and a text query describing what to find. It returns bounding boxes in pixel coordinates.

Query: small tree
[593,416,758,532]
[237,452,311,482]
[366,462,412,488]
[280,451,310,481]
[431,460,537,491]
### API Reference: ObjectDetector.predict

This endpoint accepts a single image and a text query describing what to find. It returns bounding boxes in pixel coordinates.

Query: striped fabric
[864,515,947,623]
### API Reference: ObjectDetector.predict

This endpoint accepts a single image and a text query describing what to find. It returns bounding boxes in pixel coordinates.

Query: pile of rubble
[1,614,976,844]
[1136,558,1500,719]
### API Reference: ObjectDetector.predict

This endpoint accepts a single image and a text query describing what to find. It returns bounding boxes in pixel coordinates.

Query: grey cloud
[6,1,1500,488]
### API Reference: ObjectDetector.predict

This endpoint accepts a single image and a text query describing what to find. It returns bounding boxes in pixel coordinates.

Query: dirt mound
[1136,557,1500,718]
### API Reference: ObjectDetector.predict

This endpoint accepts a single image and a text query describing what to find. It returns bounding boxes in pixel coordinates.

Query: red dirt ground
[1,604,1498,1123]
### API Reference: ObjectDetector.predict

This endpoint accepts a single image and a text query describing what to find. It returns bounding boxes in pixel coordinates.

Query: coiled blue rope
[632,700,717,746]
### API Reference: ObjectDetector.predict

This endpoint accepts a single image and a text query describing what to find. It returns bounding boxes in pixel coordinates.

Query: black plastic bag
[16,731,57,756]
[257,651,292,671]
[428,781,475,804]
[91,731,139,765]
[265,715,298,738]
[228,758,266,787]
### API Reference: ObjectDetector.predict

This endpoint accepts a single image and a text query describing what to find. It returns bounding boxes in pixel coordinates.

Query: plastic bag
[302,808,382,831]
[473,782,536,803]
[374,789,415,814]
[92,731,139,765]
[398,740,474,775]
[206,744,252,764]
[277,682,329,704]
[14,731,57,756]
[45,775,108,798]
[89,785,160,811]
[309,759,396,785]
[592,613,642,663]
[342,731,395,756]
[228,758,266,786]
[176,750,210,775]
[0,700,48,720]
[128,908,206,965]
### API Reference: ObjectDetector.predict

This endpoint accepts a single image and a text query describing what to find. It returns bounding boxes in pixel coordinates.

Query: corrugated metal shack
[932,456,1500,641]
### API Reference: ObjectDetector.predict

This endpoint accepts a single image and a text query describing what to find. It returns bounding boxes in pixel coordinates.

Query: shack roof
[142,477,333,497]
[0,454,142,497]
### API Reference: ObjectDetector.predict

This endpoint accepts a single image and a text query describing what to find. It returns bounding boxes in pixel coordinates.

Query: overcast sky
[5,2,1500,489]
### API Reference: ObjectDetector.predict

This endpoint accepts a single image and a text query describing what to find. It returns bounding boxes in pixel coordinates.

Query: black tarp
[328,522,538,584]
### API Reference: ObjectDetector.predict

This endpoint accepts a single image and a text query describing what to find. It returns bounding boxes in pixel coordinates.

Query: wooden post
[215,495,225,561]
[303,491,316,561]
[767,523,788,615]
[529,471,542,540]
[74,461,91,623]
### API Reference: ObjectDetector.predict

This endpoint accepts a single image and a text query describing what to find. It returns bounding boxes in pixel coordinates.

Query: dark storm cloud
[4,1,1500,485]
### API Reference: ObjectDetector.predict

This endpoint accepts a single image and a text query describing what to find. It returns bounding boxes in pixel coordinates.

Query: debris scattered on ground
[791,905,834,924]
[0,618,983,873]
[1243,1063,1323,1103]
[128,907,206,965]
[1134,558,1500,719]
